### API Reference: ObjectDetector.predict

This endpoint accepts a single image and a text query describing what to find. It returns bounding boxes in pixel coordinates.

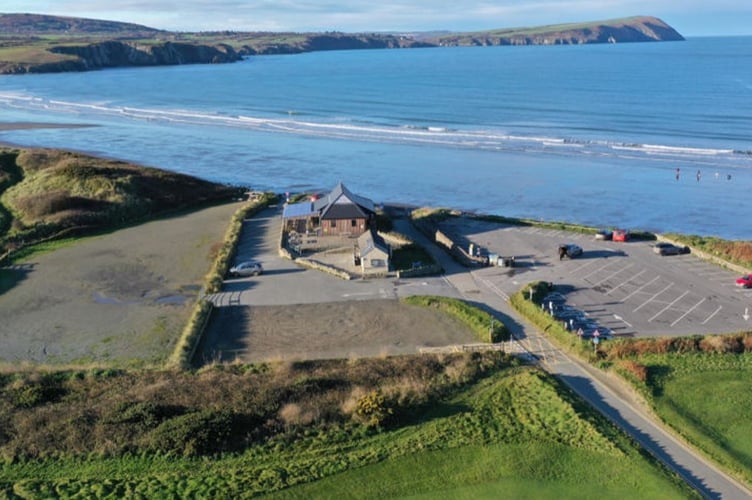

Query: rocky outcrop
[47,41,241,70]
[240,33,432,55]
[432,16,684,46]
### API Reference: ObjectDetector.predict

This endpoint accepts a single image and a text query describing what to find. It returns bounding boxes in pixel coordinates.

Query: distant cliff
[0,41,241,74]
[0,13,684,75]
[428,16,684,46]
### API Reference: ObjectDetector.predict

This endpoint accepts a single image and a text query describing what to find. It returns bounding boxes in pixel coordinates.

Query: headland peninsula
[0,13,684,74]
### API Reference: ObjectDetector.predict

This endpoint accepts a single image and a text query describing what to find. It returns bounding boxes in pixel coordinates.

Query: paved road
[400,217,752,500]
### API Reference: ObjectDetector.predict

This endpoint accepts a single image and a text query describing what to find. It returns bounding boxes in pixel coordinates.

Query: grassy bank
[401,295,508,343]
[510,279,752,486]
[600,338,752,485]
[0,147,241,257]
[0,354,695,498]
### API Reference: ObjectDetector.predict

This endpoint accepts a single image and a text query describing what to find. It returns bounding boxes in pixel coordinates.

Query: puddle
[92,292,140,305]
[155,295,188,305]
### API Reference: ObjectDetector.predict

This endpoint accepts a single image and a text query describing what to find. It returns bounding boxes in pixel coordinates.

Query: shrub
[144,409,234,456]
[9,378,65,408]
[618,360,648,383]
[105,401,185,430]
[353,390,392,428]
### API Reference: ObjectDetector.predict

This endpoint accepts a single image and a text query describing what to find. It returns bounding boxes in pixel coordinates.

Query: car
[736,275,752,288]
[229,261,264,277]
[612,229,629,242]
[653,242,690,256]
[594,229,613,241]
[558,243,583,259]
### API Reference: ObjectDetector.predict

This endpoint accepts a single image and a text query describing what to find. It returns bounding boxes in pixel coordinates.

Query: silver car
[229,261,263,277]
[558,244,583,259]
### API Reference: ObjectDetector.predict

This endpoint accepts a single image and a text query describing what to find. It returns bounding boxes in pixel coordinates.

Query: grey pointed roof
[358,229,389,257]
[314,182,375,219]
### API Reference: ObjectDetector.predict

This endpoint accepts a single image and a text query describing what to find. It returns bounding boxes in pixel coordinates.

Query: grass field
[0,360,695,498]
[622,352,752,485]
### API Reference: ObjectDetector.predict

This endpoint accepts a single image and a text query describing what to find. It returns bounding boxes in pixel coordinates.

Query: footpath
[393,216,752,500]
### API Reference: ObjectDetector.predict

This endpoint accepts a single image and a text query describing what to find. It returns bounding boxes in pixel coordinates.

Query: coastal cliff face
[0,13,685,75]
[432,16,684,46]
[240,33,431,55]
[22,41,242,72]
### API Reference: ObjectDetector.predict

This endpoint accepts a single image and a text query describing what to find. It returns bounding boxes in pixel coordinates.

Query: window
[371,259,385,267]
[330,220,336,228]
[351,219,357,227]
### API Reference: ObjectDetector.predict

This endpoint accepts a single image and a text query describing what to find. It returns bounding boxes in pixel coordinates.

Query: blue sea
[1,37,751,239]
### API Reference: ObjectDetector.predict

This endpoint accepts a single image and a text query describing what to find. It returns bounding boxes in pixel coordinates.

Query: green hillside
[0,147,241,257]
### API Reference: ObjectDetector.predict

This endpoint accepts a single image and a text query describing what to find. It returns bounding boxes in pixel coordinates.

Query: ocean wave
[1,92,750,168]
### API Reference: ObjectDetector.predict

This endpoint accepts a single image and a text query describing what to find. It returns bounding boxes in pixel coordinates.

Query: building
[282,182,376,237]
[357,229,391,273]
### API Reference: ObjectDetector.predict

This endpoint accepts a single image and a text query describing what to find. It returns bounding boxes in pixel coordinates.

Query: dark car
[653,242,690,256]
[594,229,613,241]
[229,261,264,277]
[558,243,583,259]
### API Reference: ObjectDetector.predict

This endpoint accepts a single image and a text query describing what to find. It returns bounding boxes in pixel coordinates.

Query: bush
[144,409,234,456]
[618,360,648,383]
[354,390,392,428]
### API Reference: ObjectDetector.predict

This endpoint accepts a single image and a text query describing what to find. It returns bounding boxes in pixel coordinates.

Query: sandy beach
[0,122,94,131]
[0,122,98,148]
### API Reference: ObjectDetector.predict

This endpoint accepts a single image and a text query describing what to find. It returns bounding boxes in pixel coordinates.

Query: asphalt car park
[438,217,752,339]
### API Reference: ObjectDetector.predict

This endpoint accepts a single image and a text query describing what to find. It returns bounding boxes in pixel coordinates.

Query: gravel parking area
[197,206,475,365]
[0,202,242,365]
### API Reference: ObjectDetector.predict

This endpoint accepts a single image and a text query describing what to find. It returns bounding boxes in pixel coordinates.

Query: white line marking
[702,305,723,325]
[581,260,621,280]
[623,275,661,302]
[648,290,688,322]
[634,282,673,312]
[591,263,634,287]
[671,298,707,327]
[606,269,647,296]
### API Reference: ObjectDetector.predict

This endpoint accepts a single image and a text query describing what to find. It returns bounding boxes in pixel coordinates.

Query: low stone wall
[657,235,751,275]
[397,264,443,278]
[296,257,353,280]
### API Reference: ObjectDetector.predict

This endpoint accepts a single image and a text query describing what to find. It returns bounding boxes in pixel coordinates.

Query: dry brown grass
[0,352,514,459]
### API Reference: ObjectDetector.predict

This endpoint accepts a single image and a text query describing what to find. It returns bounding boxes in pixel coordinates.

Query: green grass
[401,295,508,342]
[0,367,695,498]
[625,353,752,484]
[0,147,241,256]
[391,243,435,271]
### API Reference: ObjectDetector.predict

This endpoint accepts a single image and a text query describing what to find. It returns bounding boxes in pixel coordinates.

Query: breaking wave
[0,92,749,168]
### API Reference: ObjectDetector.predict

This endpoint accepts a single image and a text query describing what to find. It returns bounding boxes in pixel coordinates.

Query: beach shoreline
[0,121,96,147]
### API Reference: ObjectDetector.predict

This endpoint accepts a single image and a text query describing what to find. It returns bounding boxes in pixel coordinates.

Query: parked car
[736,274,752,288]
[594,229,613,241]
[653,242,690,256]
[229,261,264,277]
[558,243,583,259]
[612,229,629,242]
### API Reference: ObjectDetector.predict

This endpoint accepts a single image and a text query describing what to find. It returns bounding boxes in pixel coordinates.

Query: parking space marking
[605,269,647,296]
[622,275,661,302]
[633,282,674,312]
[589,263,634,287]
[648,290,689,322]
[702,305,723,325]
[671,297,707,326]
[570,258,601,274]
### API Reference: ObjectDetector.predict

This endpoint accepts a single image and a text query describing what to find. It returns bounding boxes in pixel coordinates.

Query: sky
[3,1,751,37]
